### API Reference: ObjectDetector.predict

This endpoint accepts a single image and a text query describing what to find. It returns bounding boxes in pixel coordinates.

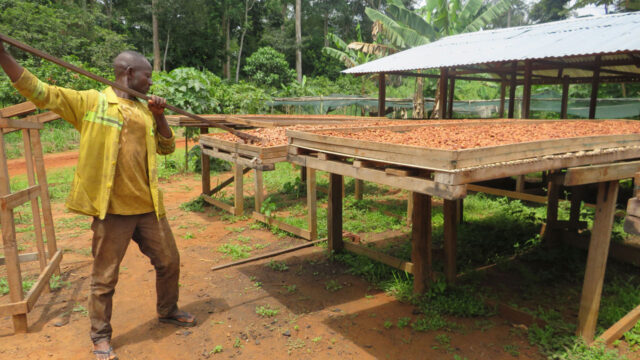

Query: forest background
[0,0,639,117]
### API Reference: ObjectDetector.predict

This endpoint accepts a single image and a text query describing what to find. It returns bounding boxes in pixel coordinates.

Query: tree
[152,0,161,71]
[236,0,257,82]
[295,0,302,82]
[244,46,296,88]
[529,0,570,23]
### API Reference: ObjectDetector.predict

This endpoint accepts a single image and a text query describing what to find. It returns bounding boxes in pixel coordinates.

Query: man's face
[128,60,153,94]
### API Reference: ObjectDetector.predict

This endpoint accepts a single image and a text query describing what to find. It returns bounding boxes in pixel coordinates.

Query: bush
[243,47,295,89]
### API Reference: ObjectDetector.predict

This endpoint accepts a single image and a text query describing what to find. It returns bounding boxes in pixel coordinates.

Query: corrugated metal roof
[343,12,640,76]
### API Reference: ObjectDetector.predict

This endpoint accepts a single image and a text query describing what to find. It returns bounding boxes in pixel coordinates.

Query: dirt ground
[0,150,614,360]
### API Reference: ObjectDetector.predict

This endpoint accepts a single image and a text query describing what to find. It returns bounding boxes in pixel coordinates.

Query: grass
[255,305,279,317]
[4,119,80,159]
[267,260,289,272]
[217,243,252,260]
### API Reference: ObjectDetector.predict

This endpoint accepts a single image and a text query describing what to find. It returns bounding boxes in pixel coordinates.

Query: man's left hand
[148,95,166,116]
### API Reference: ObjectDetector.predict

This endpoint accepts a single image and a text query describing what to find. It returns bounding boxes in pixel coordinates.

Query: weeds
[267,260,289,272]
[217,243,252,260]
[255,305,279,317]
[179,196,207,213]
[324,280,342,292]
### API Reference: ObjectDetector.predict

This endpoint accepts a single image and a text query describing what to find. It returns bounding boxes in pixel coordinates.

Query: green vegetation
[217,243,252,260]
[267,260,289,272]
[255,305,279,318]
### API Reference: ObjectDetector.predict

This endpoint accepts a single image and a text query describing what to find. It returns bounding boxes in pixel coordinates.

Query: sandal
[159,310,197,327]
[93,345,118,360]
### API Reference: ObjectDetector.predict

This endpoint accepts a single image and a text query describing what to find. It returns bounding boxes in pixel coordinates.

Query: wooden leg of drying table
[254,170,263,213]
[406,192,414,226]
[354,179,364,201]
[200,127,210,195]
[307,168,317,241]
[233,163,244,216]
[515,175,525,192]
[544,176,561,243]
[411,192,432,294]
[569,186,585,230]
[577,181,619,343]
[443,199,458,284]
[328,173,344,253]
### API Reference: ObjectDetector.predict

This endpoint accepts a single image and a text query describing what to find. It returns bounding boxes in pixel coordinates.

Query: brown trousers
[89,213,180,344]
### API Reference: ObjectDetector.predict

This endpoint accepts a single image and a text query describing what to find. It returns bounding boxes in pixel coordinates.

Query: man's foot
[159,310,197,327]
[93,340,118,360]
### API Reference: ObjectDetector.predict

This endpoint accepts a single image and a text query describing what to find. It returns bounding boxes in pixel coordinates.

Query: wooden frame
[0,107,61,334]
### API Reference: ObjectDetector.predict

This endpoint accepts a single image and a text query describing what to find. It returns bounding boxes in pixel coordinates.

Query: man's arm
[0,40,25,82]
[148,95,172,138]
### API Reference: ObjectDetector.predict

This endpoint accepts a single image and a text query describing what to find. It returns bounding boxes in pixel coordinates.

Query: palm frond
[464,0,512,33]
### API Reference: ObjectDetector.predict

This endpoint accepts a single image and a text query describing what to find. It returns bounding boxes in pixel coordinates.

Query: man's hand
[147,95,166,116]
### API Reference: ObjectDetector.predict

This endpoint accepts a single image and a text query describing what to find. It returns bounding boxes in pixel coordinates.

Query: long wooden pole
[0,33,261,143]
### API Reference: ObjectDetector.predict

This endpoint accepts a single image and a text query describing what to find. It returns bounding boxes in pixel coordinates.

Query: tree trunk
[323,11,329,47]
[236,0,255,83]
[413,76,425,119]
[152,0,161,72]
[430,79,441,119]
[162,29,170,72]
[222,10,230,80]
[295,0,303,83]
[281,1,287,31]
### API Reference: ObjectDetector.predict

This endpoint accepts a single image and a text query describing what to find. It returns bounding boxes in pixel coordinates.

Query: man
[0,42,196,360]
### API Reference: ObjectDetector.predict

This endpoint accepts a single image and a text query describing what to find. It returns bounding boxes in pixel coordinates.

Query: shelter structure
[343,12,640,121]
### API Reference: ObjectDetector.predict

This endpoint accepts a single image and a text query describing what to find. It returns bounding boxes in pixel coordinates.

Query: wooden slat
[3,112,60,134]
[203,196,235,213]
[233,164,244,216]
[252,212,312,240]
[25,250,63,310]
[467,184,548,203]
[577,181,619,343]
[23,129,46,272]
[411,192,431,293]
[306,168,317,241]
[288,153,466,200]
[343,242,414,273]
[0,185,40,210]
[201,147,277,170]
[354,179,364,201]
[210,168,252,196]
[597,304,640,346]
[0,102,36,118]
[328,173,344,252]
[254,170,264,212]
[0,118,43,129]
[201,128,211,195]
[30,130,57,264]
[564,160,640,186]
[0,300,28,317]
[0,251,49,266]
[443,199,457,283]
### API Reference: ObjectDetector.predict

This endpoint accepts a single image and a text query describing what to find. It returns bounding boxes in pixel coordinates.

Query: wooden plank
[25,250,63,311]
[0,131,27,333]
[200,128,211,195]
[30,130,57,264]
[203,196,235,214]
[439,68,448,119]
[589,56,600,119]
[577,181,619,343]
[0,184,40,210]
[328,173,344,252]
[624,215,640,235]
[412,192,432,293]
[564,160,640,186]
[597,304,640,346]
[385,167,418,177]
[545,176,561,243]
[0,102,36,118]
[0,118,43,129]
[233,163,244,217]
[0,301,28,317]
[508,63,517,118]
[210,167,252,196]
[22,129,46,272]
[561,76,570,119]
[306,168,317,241]
[3,112,60,134]
[515,175,525,192]
[0,251,49,266]
[378,73,386,118]
[443,199,457,283]
[287,154,466,200]
[354,179,363,201]
[569,186,585,229]
[202,147,277,170]
[254,170,264,212]
[252,212,312,240]
[447,77,455,119]
[343,242,414,273]
[522,60,532,118]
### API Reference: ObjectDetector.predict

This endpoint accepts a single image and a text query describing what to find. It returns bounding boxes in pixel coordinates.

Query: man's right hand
[0,39,24,82]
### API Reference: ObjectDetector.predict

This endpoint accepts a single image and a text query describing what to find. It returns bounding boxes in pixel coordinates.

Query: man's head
[113,51,153,95]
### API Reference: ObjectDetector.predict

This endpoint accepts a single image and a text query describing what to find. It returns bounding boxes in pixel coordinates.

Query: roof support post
[378,72,386,117]
[438,67,448,119]
[521,60,532,118]
[589,56,601,119]
[508,62,517,118]
[499,79,506,118]
[447,76,455,119]
[561,75,570,119]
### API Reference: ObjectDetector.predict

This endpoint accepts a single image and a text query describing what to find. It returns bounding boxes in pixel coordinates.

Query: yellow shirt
[107,98,155,215]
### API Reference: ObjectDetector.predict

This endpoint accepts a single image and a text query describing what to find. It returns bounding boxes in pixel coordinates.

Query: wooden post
[438,68,448,119]
[569,186,585,229]
[447,76,455,119]
[378,73,386,117]
[560,76,570,119]
[354,179,363,201]
[200,127,210,195]
[545,175,561,243]
[443,199,457,283]
[411,192,432,293]
[22,130,46,272]
[499,80,506,118]
[456,198,464,224]
[328,173,344,253]
[254,170,263,212]
[30,130,57,264]
[300,165,307,183]
[306,167,317,241]
[515,175,526,193]
[589,56,601,119]
[0,133,27,333]
[233,163,244,216]
[577,181,619,342]
[521,60,532,119]
[406,192,414,225]
[508,63,517,119]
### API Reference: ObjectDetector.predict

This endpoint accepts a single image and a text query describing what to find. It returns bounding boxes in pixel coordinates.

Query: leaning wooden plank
[209,168,252,196]
[288,153,467,200]
[203,196,235,214]
[25,249,63,311]
[597,304,640,346]
[0,184,40,210]
[0,300,28,317]
[0,251,49,266]
[343,242,414,274]
[3,111,60,134]
[0,101,36,118]
[467,184,548,203]
[31,130,57,263]
[252,212,312,240]
[564,160,640,186]
[202,148,276,170]
[0,118,44,129]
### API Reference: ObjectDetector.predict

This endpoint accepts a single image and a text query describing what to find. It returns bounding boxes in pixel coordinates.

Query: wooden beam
[328,173,344,252]
[411,191,432,293]
[560,76,570,119]
[508,63,517,118]
[210,168,252,196]
[577,180,619,343]
[0,185,40,210]
[344,242,414,273]
[597,304,640,346]
[25,250,62,310]
[0,300,28,317]
[233,163,244,216]
[22,130,46,272]
[545,175,561,243]
[521,60,532,118]
[447,77,455,119]
[378,73,386,117]
[30,130,57,264]
[589,56,601,119]
[443,199,457,283]
[0,118,44,129]
[203,196,235,213]
[252,212,312,240]
[0,102,36,118]
[306,167,317,241]
[499,81,506,118]
[0,251,49,266]
[563,160,640,186]
[200,128,211,195]
[438,68,448,119]
[354,179,364,201]
[254,170,264,212]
